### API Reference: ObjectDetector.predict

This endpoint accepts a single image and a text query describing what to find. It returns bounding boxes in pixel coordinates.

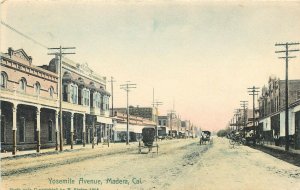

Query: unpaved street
[1,138,300,190]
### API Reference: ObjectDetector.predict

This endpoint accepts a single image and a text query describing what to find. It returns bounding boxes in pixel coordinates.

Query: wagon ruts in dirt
[138,126,159,154]
[199,130,213,145]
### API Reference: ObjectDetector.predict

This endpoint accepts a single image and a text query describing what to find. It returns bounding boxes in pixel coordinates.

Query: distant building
[113,106,156,121]
[158,115,170,137]
[112,111,156,142]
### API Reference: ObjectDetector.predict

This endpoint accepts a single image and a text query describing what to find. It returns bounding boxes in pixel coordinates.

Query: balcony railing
[62,101,90,114]
[90,107,101,116]
[0,87,57,107]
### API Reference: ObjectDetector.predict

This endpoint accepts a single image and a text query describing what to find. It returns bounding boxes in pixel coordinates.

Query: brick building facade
[258,76,300,149]
[0,48,111,155]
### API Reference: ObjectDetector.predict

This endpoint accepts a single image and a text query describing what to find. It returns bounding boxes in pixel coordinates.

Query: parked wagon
[200,131,212,145]
[138,126,159,154]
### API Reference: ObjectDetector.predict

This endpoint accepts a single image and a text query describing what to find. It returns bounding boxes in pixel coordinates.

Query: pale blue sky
[1,1,300,131]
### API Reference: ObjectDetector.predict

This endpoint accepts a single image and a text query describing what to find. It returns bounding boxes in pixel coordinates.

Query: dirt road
[1,138,300,190]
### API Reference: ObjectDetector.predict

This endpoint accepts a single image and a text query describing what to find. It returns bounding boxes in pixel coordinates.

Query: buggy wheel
[229,139,235,145]
[138,141,141,154]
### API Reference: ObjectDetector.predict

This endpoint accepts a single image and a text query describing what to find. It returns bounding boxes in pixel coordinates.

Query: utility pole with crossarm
[275,42,299,151]
[120,81,137,145]
[248,86,259,139]
[48,46,76,152]
[152,100,163,142]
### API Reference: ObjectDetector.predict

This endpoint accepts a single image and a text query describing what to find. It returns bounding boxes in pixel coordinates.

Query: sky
[1,1,300,132]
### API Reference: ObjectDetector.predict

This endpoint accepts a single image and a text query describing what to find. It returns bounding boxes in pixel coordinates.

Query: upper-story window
[94,92,101,108]
[34,82,41,95]
[102,95,109,111]
[82,88,90,106]
[1,72,7,88]
[49,86,54,98]
[19,78,27,92]
[69,84,78,104]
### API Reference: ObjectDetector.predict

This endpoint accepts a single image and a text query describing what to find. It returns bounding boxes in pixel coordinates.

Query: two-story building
[258,76,300,148]
[42,55,112,146]
[0,48,112,155]
[1,48,59,154]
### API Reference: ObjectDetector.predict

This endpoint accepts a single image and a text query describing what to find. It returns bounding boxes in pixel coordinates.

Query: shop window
[1,116,5,142]
[34,118,37,142]
[48,120,53,142]
[19,117,26,142]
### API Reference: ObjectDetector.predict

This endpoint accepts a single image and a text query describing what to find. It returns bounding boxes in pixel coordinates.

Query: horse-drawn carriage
[200,131,212,145]
[138,126,159,154]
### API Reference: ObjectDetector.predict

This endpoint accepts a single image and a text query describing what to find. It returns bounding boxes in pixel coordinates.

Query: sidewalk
[261,143,300,155]
[1,141,139,159]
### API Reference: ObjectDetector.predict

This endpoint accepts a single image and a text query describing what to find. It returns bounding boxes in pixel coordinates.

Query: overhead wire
[1,20,49,49]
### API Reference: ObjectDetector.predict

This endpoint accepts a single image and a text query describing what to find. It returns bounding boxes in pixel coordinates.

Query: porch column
[92,116,95,149]
[36,107,41,153]
[82,114,86,147]
[87,128,90,144]
[70,113,74,149]
[55,110,59,150]
[12,104,17,155]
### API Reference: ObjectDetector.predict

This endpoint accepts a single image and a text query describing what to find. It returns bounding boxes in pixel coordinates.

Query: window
[163,120,166,126]
[297,91,300,100]
[49,86,54,98]
[48,120,53,141]
[34,118,37,142]
[19,78,26,92]
[1,116,5,142]
[70,84,78,104]
[1,72,7,88]
[63,84,68,101]
[94,92,101,108]
[19,117,25,142]
[159,120,162,125]
[34,82,41,95]
[82,88,90,106]
[102,95,109,111]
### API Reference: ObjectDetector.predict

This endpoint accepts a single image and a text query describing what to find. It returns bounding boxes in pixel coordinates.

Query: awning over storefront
[112,124,147,133]
[259,117,271,131]
[97,116,113,124]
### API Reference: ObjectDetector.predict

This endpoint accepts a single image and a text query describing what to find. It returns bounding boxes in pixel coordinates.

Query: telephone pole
[168,109,176,138]
[120,81,137,145]
[108,77,116,146]
[248,86,259,137]
[275,42,299,151]
[234,109,241,131]
[48,46,75,151]
[152,100,163,142]
[108,77,116,117]
[240,101,248,136]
